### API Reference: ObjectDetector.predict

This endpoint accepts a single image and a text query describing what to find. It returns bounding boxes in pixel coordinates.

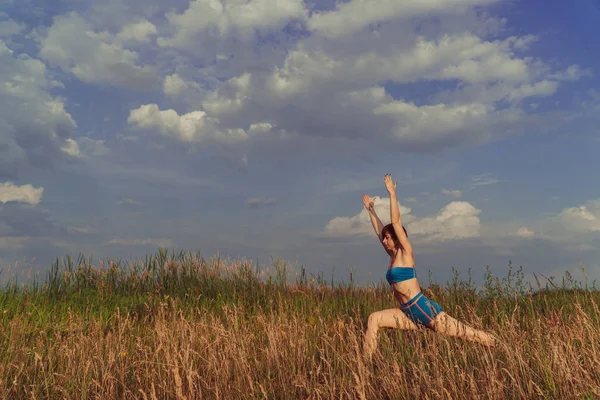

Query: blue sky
[1,0,599,288]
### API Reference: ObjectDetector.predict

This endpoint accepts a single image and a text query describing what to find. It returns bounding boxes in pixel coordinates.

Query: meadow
[0,249,599,399]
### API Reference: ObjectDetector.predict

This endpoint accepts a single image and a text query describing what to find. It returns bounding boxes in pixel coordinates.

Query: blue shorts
[400,292,443,327]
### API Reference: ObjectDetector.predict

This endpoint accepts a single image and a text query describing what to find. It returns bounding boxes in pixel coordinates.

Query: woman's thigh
[369,308,418,330]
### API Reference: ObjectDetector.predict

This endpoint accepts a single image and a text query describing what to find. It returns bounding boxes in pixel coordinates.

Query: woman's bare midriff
[388,253,420,304]
[391,278,421,304]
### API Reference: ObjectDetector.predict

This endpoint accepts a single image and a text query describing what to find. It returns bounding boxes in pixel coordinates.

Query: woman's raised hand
[384,174,396,195]
[362,194,375,211]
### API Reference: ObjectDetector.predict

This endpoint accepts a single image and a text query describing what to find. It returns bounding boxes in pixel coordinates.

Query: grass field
[0,249,599,399]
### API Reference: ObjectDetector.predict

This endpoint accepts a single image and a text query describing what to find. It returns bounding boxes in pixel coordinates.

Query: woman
[363,174,496,358]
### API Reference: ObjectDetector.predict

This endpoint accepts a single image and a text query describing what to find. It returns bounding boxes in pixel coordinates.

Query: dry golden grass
[0,252,599,399]
[1,295,600,398]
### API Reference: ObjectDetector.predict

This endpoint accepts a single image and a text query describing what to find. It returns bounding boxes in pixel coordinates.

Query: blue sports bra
[386,266,417,284]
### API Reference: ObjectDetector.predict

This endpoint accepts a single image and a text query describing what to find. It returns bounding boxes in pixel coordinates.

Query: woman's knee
[430,312,450,332]
[367,311,382,328]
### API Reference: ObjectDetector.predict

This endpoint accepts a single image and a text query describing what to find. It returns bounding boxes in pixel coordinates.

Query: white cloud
[505,80,558,102]
[408,201,482,241]
[189,22,582,155]
[116,19,157,43]
[79,137,110,156]
[264,33,551,94]
[158,0,308,50]
[486,200,600,247]
[516,227,535,238]
[128,105,207,142]
[62,137,109,158]
[0,182,44,206]
[39,12,160,90]
[441,189,462,198]
[203,73,252,115]
[548,65,593,82]
[405,197,418,203]
[128,103,247,144]
[308,0,498,38]
[373,99,493,144]
[555,204,600,232]
[0,40,76,177]
[78,0,585,161]
[163,74,188,96]
[61,139,81,158]
[163,73,203,97]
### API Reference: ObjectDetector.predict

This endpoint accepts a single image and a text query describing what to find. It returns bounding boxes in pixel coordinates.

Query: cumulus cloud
[0,182,44,206]
[61,139,81,158]
[158,0,308,50]
[112,0,589,161]
[0,40,76,178]
[62,137,109,158]
[408,201,482,241]
[489,200,600,247]
[182,26,583,155]
[247,197,277,209]
[163,73,203,97]
[262,33,548,94]
[372,99,497,146]
[116,19,157,43]
[308,0,498,38]
[441,189,462,198]
[153,0,310,80]
[128,104,211,142]
[79,137,110,156]
[554,203,600,233]
[548,65,593,82]
[39,12,160,90]
[128,103,247,144]
[517,227,535,238]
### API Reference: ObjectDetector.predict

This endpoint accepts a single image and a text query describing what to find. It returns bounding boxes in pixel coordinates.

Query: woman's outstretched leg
[430,312,496,347]
[363,308,418,359]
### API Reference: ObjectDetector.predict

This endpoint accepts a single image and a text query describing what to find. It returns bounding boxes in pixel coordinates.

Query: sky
[0,0,599,288]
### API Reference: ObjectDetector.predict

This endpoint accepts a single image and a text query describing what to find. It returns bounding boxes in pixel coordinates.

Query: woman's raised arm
[363,194,384,237]
[384,174,413,255]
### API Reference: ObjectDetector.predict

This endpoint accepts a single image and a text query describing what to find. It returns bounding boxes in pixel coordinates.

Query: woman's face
[382,232,396,252]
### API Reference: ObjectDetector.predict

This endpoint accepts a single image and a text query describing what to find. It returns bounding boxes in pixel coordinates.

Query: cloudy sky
[1,0,599,287]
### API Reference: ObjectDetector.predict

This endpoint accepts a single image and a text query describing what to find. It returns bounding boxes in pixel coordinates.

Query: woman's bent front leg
[363,308,418,359]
